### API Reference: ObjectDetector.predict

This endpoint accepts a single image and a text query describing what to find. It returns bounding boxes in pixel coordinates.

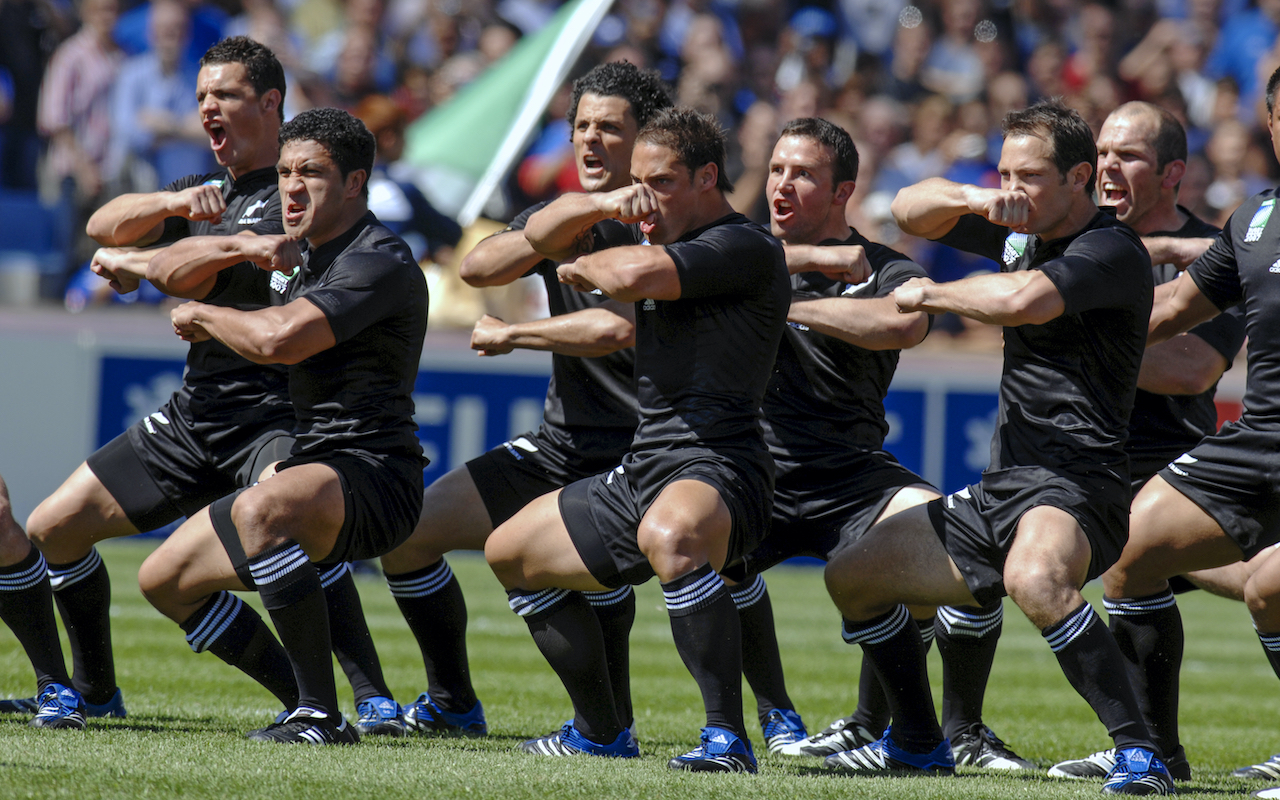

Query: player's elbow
[459,250,500,287]
[888,312,931,349]
[591,317,636,354]
[1003,286,1062,326]
[1168,362,1224,395]
[85,213,117,245]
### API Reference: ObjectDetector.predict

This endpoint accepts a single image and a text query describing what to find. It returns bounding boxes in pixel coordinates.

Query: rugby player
[26,38,401,735]
[375,61,669,739]
[1094,67,1280,785]
[136,107,427,745]
[485,107,790,772]
[820,100,1171,794]
[750,117,1033,770]
[1050,100,1245,781]
[0,472,83,727]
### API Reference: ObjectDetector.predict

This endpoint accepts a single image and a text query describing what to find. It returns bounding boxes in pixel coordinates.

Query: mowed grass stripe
[0,540,1274,798]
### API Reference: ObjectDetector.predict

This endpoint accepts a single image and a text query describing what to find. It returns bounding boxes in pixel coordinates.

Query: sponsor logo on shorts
[605,465,624,484]
[1166,452,1197,477]
[945,486,972,509]
[142,411,171,435]
[787,321,810,331]
[1246,199,1275,243]
[237,199,269,225]
[1002,233,1029,265]
[270,266,300,294]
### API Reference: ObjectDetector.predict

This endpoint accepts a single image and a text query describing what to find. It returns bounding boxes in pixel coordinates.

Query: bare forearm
[458,230,545,287]
[789,297,929,350]
[86,193,175,246]
[1138,334,1228,395]
[147,236,265,298]
[565,246,679,303]
[492,309,635,357]
[525,194,608,260]
[891,178,973,239]
[910,271,1060,326]
[1142,236,1214,270]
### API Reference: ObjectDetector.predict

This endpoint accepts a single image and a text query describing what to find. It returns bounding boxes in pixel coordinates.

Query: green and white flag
[403,0,614,226]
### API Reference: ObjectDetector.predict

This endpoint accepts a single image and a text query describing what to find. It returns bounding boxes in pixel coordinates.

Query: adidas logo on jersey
[142,411,170,435]
[642,298,656,311]
[1246,199,1275,243]
[1270,258,1280,274]
[270,266,300,294]
[237,199,269,225]
[1002,233,1029,265]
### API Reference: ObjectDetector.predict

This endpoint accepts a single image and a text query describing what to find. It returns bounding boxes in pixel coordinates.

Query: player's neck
[1039,197,1099,243]
[1131,202,1185,236]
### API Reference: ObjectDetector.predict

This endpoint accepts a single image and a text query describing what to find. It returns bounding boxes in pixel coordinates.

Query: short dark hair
[1002,99,1096,187]
[778,117,860,186]
[1267,65,1280,116]
[636,107,733,193]
[201,36,287,122]
[566,61,674,132]
[279,107,376,197]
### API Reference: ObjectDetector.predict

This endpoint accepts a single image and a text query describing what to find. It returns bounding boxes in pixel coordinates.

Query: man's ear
[698,162,718,191]
[833,179,856,206]
[1161,159,1187,190]
[1070,161,1093,194]
[345,169,367,199]
[261,88,281,116]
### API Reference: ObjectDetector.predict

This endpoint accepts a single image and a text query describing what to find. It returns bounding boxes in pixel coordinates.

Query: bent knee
[483,529,524,589]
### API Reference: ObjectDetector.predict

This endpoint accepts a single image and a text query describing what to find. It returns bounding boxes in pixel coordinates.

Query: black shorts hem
[87,432,184,532]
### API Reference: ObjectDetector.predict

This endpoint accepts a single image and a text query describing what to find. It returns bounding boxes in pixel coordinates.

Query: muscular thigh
[485,489,606,592]
[27,462,141,562]
[231,463,346,561]
[138,507,247,621]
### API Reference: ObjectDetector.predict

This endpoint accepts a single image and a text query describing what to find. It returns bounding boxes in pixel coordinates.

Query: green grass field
[0,539,1275,799]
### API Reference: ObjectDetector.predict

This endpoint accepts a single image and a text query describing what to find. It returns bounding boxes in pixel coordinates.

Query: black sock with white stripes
[47,548,118,704]
[730,575,793,724]
[851,615,935,737]
[842,605,943,751]
[936,602,1003,740]
[1105,589,1183,756]
[387,559,477,712]
[509,587,622,744]
[250,543,336,715]
[179,590,299,708]
[0,545,71,691]
[1255,629,1280,681]
[663,564,746,739]
[1045,601,1154,751]
[319,563,390,705]
[582,586,635,729]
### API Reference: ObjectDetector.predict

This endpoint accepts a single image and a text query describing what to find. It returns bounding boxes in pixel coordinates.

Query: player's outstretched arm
[1148,271,1221,346]
[789,295,929,351]
[87,185,227,247]
[458,229,547,288]
[1138,332,1230,395]
[894,271,1064,326]
[148,233,303,299]
[170,297,335,365]
[471,301,636,357]
[891,177,1030,240]
[89,247,157,295]
[557,245,679,303]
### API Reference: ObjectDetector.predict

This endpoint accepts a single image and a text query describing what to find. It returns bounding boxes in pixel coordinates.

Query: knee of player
[1004,558,1071,607]
[483,529,524,589]
[137,550,179,605]
[24,500,63,548]
[1243,575,1275,620]
[822,557,868,615]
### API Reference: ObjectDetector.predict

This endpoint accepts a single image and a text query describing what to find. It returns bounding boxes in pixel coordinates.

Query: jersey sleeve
[1186,303,1246,365]
[934,214,1010,263]
[301,237,419,344]
[871,253,929,296]
[243,192,285,236]
[1037,229,1150,315]
[1187,217,1244,311]
[667,225,784,300]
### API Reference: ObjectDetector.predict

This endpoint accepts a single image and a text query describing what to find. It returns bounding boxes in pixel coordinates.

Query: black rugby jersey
[155,167,291,427]
[763,230,930,478]
[1188,188,1280,430]
[629,212,790,456]
[508,202,637,433]
[938,210,1152,476]
[270,212,427,461]
[1128,208,1244,460]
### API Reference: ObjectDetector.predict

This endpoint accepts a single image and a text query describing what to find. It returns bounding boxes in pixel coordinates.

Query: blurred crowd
[3,0,1280,340]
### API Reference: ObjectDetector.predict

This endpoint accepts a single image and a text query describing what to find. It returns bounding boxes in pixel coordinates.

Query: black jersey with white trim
[154,167,290,427]
[629,212,790,456]
[507,202,637,433]
[1128,209,1243,459]
[272,212,427,461]
[763,230,930,477]
[937,209,1152,476]
[1187,188,1280,430]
